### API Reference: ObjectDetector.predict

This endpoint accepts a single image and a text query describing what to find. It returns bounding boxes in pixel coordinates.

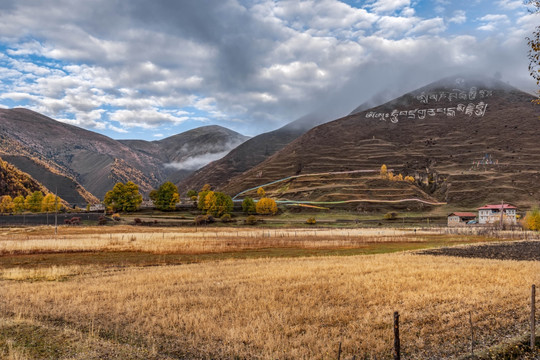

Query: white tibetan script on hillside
[415,87,492,104]
[365,102,488,123]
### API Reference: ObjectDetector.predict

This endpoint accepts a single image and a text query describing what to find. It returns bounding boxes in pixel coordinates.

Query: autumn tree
[198,190,211,211]
[13,195,25,213]
[257,187,266,198]
[404,175,415,183]
[104,181,143,212]
[203,191,233,217]
[380,164,388,178]
[524,208,540,230]
[256,197,278,215]
[150,181,180,211]
[41,193,62,212]
[25,191,44,212]
[527,1,540,103]
[0,196,14,213]
[242,197,256,214]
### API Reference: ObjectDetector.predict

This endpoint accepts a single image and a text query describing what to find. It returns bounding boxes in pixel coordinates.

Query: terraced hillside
[222,76,540,208]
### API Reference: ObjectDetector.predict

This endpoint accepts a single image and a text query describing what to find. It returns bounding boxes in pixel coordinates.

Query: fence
[333,285,538,359]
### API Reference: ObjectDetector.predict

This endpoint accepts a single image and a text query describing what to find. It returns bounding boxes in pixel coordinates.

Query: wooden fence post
[337,342,342,360]
[469,311,474,357]
[393,311,400,360]
[532,284,536,350]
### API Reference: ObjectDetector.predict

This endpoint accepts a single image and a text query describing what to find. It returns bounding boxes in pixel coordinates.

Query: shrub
[221,214,232,223]
[194,215,215,225]
[245,215,258,225]
[98,216,108,225]
[112,213,121,221]
[384,212,398,220]
[306,217,316,225]
[133,218,142,225]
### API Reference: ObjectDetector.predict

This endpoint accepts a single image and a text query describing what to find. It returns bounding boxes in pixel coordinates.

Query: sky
[0,0,538,140]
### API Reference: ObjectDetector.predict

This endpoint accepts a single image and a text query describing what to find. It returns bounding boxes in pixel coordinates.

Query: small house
[447,212,476,227]
[89,203,105,212]
[477,204,517,225]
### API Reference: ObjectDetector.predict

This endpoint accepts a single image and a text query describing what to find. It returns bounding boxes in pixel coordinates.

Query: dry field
[0,226,539,359]
[0,226,447,255]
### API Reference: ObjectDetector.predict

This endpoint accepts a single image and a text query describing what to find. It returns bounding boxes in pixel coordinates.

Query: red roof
[448,212,476,217]
[477,204,517,210]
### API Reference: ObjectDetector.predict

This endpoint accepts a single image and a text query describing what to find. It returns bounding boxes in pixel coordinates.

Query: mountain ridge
[0,108,248,204]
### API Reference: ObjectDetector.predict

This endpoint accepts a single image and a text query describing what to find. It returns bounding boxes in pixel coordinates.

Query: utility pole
[500,200,504,228]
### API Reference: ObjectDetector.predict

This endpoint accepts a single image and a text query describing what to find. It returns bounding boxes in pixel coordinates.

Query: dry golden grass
[0,265,90,281]
[0,226,447,255]
[1,252,539,359]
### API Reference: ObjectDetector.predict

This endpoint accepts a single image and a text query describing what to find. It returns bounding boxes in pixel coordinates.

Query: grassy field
[0,226,539,359]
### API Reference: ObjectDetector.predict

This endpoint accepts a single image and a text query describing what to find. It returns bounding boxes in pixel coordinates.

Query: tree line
[102,181,278,216]
[0,192,62,214]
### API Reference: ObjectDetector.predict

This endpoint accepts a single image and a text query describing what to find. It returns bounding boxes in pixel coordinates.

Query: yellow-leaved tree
[0,195,14,213]
[13,195,25,213]
[256,197,278,215]
[380,164,387,178]
[41,193,62,212]
[523,208,540,230]
[257,187,266,198]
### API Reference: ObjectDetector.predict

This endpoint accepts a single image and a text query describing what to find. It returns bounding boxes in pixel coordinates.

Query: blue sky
[0,0,537,140]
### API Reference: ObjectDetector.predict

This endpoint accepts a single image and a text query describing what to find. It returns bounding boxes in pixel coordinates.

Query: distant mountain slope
[0,109,248,203]
[120,125,249,184]
[0,156,48,198]
[178,111,335,193]
[220,76,540,208]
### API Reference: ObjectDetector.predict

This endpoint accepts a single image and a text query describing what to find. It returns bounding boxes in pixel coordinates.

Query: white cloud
[108,124,128,133]
[449,10,466,24]
[0,0,535,139]
[368,0,411,13]
[109,108,190,128]
[497,0,524,10]
[164,150,232,171]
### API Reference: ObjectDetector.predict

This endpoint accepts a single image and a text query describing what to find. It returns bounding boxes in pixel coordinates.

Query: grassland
[0,226,539,359]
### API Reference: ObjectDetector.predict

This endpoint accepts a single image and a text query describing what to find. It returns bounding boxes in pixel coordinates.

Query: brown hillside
[179,112,335,193]
[0,109,248,203]
[221,76,540,208]
[0,156,48,197]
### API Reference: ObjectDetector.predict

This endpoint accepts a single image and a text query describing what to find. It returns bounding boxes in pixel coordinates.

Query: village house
[88,203,105,212]
[477,203,517,225]
[447,212,476,227]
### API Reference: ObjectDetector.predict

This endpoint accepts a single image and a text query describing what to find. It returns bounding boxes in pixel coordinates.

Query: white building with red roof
[477,203,517,225]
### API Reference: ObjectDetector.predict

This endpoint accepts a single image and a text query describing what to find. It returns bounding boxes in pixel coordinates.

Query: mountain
[218,76,540,209]
[120,125,249,184]
[178,111,338,193]
[178,89,399,194]
[0,109,248,204]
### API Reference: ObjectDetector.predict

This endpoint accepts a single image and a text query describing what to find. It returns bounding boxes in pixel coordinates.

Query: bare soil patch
[420,240,540,261]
